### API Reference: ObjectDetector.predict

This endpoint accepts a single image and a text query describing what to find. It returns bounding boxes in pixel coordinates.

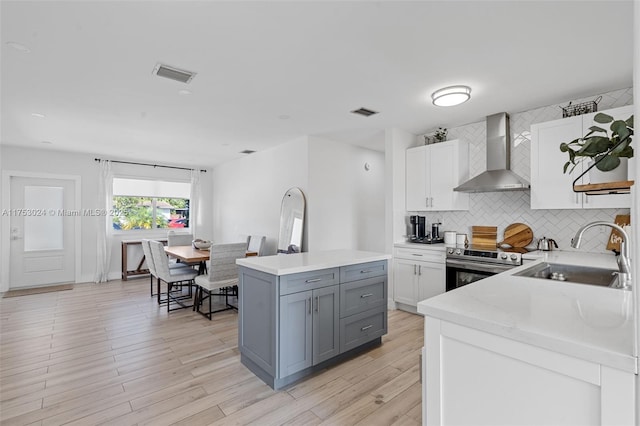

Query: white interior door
[9,177,76,288]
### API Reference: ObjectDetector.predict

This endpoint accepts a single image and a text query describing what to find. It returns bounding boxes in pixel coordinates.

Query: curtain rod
[94,158,206,173]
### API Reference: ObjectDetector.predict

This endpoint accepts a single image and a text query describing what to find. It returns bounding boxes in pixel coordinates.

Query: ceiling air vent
[350,107,379,117]
[152,63,196,84]
[240,149,256,154]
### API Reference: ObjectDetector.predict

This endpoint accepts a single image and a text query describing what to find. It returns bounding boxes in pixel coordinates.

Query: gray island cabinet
[236,249,391,389]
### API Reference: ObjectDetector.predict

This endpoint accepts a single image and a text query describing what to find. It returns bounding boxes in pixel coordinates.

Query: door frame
[1,171,82,292]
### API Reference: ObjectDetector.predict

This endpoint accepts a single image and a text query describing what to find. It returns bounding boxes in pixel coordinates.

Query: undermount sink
[514,262,619,288]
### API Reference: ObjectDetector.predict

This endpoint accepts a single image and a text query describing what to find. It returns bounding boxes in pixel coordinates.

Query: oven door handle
[446,259,515,274]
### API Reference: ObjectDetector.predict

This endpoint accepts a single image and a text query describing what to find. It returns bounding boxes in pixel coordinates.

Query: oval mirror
[277,187,305,254]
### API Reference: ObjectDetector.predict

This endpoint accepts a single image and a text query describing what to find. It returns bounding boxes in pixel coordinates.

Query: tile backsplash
[415,87,633,254]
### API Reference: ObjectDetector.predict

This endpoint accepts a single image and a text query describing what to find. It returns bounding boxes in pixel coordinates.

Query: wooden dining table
[164,245,258,274]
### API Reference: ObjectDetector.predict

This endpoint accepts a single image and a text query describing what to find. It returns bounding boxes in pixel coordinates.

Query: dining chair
[142,239,192,301]
[246,235,266,256]
[167,230,202,270]
[167,230,194,246]
[193,242,247,320]
[141,239,158,297]
[149,239,198,312]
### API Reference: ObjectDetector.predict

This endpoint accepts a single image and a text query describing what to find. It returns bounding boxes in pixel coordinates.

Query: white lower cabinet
[423,317,636,425]
[393,246,445,307]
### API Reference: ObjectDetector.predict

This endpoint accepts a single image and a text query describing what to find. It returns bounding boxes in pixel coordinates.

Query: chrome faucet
[571,221,631,290]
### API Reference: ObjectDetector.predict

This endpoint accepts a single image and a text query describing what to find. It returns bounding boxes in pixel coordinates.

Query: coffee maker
[409,215,426,241]
[409,215,444,244]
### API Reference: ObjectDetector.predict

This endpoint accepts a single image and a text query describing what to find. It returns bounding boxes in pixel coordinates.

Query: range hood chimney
[454,112,530,193]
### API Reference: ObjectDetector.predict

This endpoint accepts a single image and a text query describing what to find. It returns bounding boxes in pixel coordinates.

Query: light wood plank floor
[0,278,423,425]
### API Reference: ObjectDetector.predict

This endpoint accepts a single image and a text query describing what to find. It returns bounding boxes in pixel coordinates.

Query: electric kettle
[537,237,558,251]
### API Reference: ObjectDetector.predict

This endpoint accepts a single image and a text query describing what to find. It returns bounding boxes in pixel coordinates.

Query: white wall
[0,146,212,288]
[307,136,385,252]
[212,138,309,255]
[385,128,418,248]
[212,136,385,255]
[632,0,639,417]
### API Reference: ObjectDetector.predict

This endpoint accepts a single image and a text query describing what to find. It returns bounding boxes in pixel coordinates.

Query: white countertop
[418,250,637,373]
[236,249,391,276]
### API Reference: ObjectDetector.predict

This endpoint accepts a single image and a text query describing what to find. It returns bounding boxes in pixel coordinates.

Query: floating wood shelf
[573,180,634,195]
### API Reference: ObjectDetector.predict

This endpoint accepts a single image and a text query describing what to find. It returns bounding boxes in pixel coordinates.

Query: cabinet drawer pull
[305,278,322,283]
[360,270,372,274]
[361,325,373,331]
[360,293,374,298]
[411,253,423,256]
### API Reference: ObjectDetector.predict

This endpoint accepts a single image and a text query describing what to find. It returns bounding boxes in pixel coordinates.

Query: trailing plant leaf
[593,113,613,124]
[594,154,620,172]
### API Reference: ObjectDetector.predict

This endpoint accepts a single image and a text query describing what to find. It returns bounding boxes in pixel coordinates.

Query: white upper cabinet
[406,139,469,211]
[530,105,633,210]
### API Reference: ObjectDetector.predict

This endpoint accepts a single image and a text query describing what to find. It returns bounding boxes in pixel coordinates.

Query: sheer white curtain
[190,169,201,238]
[95,160,113,282]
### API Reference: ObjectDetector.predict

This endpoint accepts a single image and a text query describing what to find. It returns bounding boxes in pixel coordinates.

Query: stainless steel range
[445,246,524,291]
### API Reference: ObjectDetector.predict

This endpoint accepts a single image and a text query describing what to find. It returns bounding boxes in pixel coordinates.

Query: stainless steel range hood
[454,112,530,193]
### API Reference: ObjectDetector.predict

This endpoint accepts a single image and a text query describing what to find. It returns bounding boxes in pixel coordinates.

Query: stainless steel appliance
[454,113,530,193]
[445,246,523,291]
[410,215,426,240]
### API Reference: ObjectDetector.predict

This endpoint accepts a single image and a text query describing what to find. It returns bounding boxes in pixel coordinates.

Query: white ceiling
[1,1,634,168]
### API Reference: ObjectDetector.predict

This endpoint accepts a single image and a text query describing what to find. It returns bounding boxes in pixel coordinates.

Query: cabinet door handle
[305,278,322,283]
[360,293,373,298]
[315,296,319,312]
[430,197,434,207]
[361,325,373,331]
[414,264,417,275]
[308,297,311,315]
[425,197,429,207]
[584,194,588,204]
[418,265,422,276]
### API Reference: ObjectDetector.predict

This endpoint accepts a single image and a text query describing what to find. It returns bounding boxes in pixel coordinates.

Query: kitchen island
[418,250,637,425]
[236,249,391,389]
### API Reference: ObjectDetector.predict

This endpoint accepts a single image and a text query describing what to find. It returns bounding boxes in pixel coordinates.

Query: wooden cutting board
[497,223,533,248]
[606,214,630,252]
[471,226,497,247]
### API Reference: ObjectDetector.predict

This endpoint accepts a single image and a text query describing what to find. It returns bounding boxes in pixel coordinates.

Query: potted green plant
[560,113,634,177]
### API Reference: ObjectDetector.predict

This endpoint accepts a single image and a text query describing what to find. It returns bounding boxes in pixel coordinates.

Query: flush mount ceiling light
[431,85,471,107]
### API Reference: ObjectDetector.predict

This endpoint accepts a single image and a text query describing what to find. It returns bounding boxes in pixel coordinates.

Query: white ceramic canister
[456,233,468,246]
[444,231,456,245]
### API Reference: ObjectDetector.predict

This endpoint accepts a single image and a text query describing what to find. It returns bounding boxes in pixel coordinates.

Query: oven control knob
[510,254,518,261]
[455,249,462,255]
[447,248,454,254]
[501,253,508,260]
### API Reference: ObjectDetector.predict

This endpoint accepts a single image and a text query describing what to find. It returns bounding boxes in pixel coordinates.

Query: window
[112,178,190,231]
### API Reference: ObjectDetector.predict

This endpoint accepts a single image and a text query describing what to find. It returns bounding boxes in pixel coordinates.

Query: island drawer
[340,260,387,283]
[340,276,386,318]
[340,308,387,353]
[279,268,339,295]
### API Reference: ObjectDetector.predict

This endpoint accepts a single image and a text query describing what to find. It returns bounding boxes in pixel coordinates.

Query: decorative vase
[588,158,628,183]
